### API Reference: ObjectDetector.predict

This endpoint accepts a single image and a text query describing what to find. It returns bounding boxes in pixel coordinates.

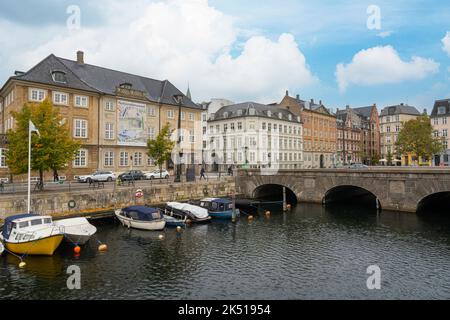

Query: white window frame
[104,151,114,167]
[148,127,156,140]
[105,101,115,112]
[120,152,129,166]
[74,95,89,108]
[147,106,156,117]
[189,113,195,121]
[73,149,88,168]
[74,119,88,138]
[105,123,114,140]
[29,88,46,102]
[53,91,69,105]
[0,148,8,168]
[167,110,175,119]
[133,152,143,166]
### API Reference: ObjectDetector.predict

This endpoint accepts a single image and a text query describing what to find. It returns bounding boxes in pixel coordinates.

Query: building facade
[207,102,303,171]
[278,92,337,168]
[431,99,450,166]
[379,103,421,166]
[335,104,381,165]
[0,51,202,181]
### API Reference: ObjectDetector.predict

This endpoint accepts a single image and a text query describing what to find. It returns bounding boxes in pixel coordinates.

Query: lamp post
[173,94,183,183]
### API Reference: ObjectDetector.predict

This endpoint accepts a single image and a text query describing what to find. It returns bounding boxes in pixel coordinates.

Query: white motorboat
[54,217,97,245]
[0,214,64,256]
[115,206,166,231]
[165,202,211,223]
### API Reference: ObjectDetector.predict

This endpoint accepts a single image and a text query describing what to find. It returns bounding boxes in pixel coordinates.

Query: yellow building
[0,51,202,181]
[379,103,427,166]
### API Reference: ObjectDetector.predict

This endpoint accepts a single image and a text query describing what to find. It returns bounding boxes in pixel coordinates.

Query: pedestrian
[228,166,233,176]
[53,170,59,182]
[200,167,206,180]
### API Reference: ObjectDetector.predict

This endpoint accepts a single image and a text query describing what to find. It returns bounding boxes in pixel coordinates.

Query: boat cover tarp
[2,213,38,239]
[167,202,209,219]
[121,206,163,221]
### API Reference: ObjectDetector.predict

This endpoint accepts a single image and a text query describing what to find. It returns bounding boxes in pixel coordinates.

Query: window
[74,95,89,108]
[30,88,46,102]
[189,113,195,121]
[443,118,448,125]
[190,130,195,143]
[120,152,129,166]
[438,107,446,115]
[52,71,66,83]
[148,127,156,140]
[444,129,448,137]
[231,123,235,131]
[238,122,242,130]
[105,101,115,111]
[434,118,439,125]
[74,119,88,138]
[167,110,175,119]
[134,152,143,166]
[147,156,155,166]
[181,112,185,121]
[105,123,114,140]
[0,148,7,168]
[73,149,88,167]
[147,106,156,117]
[120,83,132,89]
[104,151,114,167]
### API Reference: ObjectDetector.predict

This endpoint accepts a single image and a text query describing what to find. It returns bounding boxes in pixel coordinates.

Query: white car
[145,170,170,180]
[77,171,116,183]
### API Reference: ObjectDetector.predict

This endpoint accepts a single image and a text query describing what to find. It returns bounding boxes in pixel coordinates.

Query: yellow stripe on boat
[5,235,64,256]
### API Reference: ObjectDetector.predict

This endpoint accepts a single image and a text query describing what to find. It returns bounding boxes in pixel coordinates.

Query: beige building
[379,103,421,166]
[0,51,202,181]
[431,99,450,166]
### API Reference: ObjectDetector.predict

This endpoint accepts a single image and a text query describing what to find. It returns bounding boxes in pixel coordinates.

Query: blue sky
[0,0,449,112]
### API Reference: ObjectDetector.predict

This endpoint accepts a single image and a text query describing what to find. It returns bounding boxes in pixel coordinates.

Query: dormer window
[237,110,243,116]
[288,114,292,121]
[438,106,446,115]
[278,113,283,119]
[223,112,229,118]
[267,111,272,117]
[52,71,67,83]
[120,83,133,89]
[249,108,256,116]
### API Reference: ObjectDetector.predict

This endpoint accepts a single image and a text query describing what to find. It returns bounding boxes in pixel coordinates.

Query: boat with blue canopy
[197,198,240,219]
[115,206,166,231]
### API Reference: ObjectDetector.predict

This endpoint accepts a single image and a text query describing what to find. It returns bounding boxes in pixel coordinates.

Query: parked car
[348,163,369,169]
[145,169,170,180]
[77,171,116,183]
[118,170,145,181]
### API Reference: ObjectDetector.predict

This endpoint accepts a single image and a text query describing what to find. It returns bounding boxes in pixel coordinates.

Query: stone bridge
[235,168,450,213]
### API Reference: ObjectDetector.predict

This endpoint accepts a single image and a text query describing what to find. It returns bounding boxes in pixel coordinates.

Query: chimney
[319,100,322,106]
[77,51,84,64]
[400,103,404,106]
[285,90,289,96]
[310,99,314,105]
[296,94,300,100]
[346,105,350,110]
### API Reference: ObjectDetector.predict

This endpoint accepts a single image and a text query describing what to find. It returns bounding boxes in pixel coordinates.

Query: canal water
[1,203,450,300]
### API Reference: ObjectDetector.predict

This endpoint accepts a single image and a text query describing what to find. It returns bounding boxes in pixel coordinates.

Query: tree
[371,153,380,166]
[395,115,445,164]
[386,150,393,166]
[146,123,175,173]
[6,99,81,190]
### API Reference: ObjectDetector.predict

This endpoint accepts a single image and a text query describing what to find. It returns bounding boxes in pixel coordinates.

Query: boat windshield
[18,221,29,228]
[30,219,43,226]
[44,218,52,224]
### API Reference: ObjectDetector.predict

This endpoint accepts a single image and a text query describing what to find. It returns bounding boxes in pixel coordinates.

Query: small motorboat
[165,202,211,223]
[198,198,240,219]
[163,215,186,228]
[115,206,166,231]
[0,214,64,256]
[54,217,97,245]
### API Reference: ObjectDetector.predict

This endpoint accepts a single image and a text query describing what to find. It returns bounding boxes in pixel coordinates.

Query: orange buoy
[265,211,271,216]
[98,244,108,252]
[248,215,254,221]
[185,219,192,225]
[74,246,81,254]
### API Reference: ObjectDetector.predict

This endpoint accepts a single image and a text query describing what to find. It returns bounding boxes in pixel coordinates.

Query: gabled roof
[352,106,374,118]
[211,102,301,123]
[431,99,450,117]
[4,54,200,109]
[380,104,420,117]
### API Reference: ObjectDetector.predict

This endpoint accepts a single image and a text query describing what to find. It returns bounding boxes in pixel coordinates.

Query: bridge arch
[417,192,450,214]
[323,185,381,209]
[253,184,298,205]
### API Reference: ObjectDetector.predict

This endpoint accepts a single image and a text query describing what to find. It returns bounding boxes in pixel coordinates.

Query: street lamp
[173,94,183,183]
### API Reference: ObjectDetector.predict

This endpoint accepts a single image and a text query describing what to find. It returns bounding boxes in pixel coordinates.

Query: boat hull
[209,209,240,219]
[115,210,166,231]
[63,233,93,245]
[55,218,97,245]
[5,235,64,256]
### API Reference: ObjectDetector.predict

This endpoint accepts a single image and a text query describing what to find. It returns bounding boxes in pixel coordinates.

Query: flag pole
[27,120,32,214]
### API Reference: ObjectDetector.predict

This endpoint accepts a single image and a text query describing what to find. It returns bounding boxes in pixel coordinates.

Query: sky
[0,0,450,113]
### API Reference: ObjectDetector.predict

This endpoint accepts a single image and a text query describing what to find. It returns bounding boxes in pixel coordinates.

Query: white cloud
[336,46,439,92]
[3,0,317,103]
[377,30,393,38]
[442,32,450,57]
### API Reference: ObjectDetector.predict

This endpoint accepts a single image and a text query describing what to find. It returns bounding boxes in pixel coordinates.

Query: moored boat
[54,217,97,245]
[198,198,240,219]
[0,241,4,255]
[163,215,186,228]
[0,214,64,256]
[115,206,166,231]
[165,202,211,223]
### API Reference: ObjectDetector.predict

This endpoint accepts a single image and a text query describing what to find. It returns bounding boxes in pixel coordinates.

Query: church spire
[186,83,192,100]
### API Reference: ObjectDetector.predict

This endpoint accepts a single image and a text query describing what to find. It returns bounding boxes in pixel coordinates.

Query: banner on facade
[117,100,146,146]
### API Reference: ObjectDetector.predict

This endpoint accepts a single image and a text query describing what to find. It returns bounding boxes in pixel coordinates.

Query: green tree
[395,115,445,163]
[6,99,81,190]
[146,123,175,173]
[386,150,393,166]
[371,153,380,166]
